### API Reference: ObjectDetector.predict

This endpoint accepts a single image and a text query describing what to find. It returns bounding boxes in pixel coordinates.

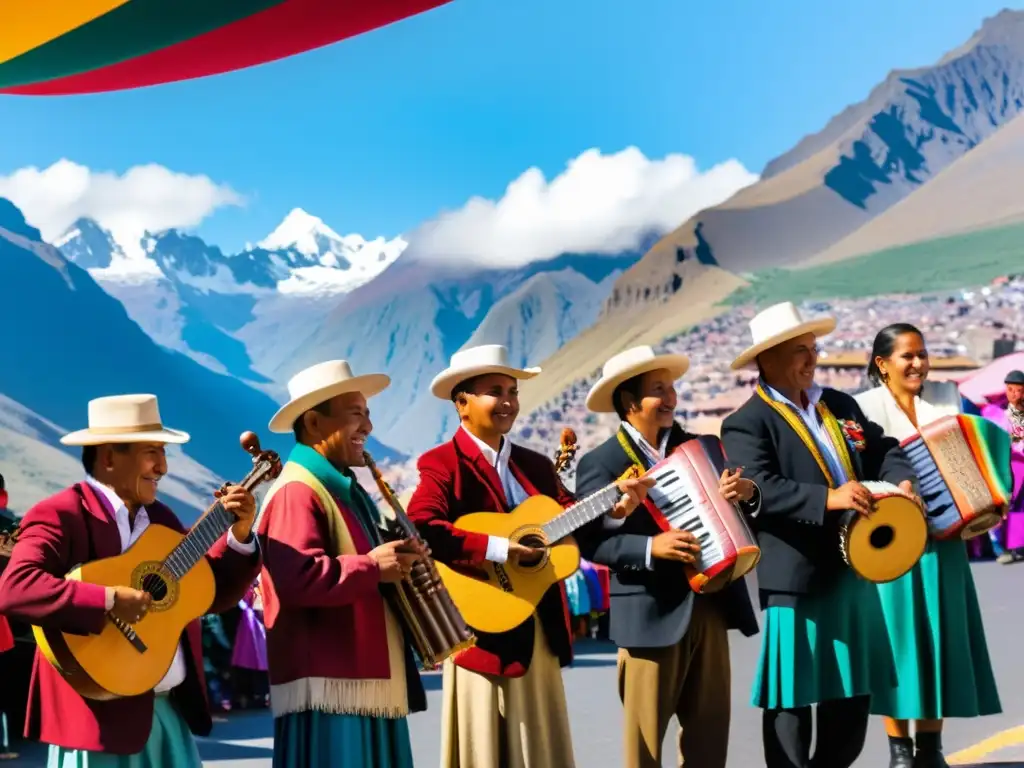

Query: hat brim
[730,318,837,371]
[59,427,191,447]
[268,373,391,433]
[585,354,691,413]
[430,365,541,400]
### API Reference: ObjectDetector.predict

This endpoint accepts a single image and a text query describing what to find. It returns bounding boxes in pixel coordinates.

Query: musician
[407,344,652,768]
[984,369,1024,564]
[856,324,1001,768]
[258,360,426,768]
[0,394,261,767]
[572,345,761,768]
[719,302,914,768]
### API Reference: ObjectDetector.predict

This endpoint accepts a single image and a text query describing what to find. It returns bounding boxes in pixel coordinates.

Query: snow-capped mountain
[610,8,1024,306]
[55,208,647,455]
[57,208,407,387]
[0,197,402,519]
[239,251,640,454]
[258,208,406,291]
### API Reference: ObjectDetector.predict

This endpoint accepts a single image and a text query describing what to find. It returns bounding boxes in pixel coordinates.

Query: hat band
[86,422,164,435]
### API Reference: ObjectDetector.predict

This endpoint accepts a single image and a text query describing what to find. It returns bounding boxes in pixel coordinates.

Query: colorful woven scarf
[260,443,408,718]
[755,382,856,489]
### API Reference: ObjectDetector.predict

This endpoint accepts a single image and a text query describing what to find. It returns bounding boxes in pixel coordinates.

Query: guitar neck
[541,484,623,543]
[162,502,235,579]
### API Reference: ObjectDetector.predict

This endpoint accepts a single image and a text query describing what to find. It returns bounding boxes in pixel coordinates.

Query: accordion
[899,414,1015,540]
[642,436,761,594]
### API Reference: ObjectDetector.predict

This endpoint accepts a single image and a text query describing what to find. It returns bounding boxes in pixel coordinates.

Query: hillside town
[373,273,1024,498]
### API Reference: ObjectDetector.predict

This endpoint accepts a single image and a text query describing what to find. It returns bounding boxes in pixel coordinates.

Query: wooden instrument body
[837,481,927,584]
[901,414,1013,540]
[434,494,580,635]
[643,437,761,594]
[33,523,215,700]
[362,450,476,670]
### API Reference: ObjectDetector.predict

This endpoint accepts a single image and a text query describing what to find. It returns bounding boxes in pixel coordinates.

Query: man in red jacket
[0,394,260,768]
[407,344,653,768]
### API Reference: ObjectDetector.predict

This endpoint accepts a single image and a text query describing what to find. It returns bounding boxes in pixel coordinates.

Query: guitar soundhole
[142,573,169,601]
[130,561,179,611]
[514,533,548,569]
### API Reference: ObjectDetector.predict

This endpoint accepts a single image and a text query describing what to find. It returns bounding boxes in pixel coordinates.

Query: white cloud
[0,159,242,257]
[407,146,759,268]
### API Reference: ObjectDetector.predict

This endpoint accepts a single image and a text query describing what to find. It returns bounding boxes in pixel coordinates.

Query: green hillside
[723,221,1024,307]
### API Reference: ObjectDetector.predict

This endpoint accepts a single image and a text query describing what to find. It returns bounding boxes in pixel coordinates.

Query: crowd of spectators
[372,275,1024,499]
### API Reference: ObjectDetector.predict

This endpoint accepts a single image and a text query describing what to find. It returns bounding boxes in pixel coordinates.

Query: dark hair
[0,473,4,491]
[611,374,645,421]
[451,375,485,403]
[293,400,334,441]
[81,443,131,475]
[866,323,925,387]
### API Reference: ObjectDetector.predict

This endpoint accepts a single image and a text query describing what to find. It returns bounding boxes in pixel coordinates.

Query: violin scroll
[240,431,261,457]
[236,431,283,492]
[553,427,579,474]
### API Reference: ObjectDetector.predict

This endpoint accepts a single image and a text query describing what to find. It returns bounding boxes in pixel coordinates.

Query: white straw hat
[586,346,690,413]
[60,394,190,446]
[731,301,836,370]
[269,360,390,433]
[430,344,541,400]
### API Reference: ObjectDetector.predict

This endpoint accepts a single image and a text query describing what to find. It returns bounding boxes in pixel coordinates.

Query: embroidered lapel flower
[839,419,867,452]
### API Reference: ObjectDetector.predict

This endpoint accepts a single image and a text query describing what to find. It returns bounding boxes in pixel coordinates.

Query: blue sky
[0,0,1017,252]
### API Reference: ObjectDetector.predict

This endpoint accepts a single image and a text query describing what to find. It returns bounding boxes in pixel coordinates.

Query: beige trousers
[618,598,732,768]
[440,619,575,768]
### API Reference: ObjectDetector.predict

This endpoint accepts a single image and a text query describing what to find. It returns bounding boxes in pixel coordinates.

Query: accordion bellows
[900,414,1014,540]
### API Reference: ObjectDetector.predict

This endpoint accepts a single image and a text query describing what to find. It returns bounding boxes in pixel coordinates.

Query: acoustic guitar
[33,431,282,700]
[435,468,635,635]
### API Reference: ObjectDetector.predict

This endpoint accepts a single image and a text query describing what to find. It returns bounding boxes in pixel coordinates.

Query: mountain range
[5,8,1024,511]
[53,207,646,456]
[524,7,1024,410]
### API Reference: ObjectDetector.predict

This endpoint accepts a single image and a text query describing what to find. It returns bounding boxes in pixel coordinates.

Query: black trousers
[762,695,871,768]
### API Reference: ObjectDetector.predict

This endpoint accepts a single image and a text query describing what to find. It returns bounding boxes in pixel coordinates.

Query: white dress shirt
[460,427,531,564]
[602,422,669,569]
[765,383,850,485]
[87,475,256,694]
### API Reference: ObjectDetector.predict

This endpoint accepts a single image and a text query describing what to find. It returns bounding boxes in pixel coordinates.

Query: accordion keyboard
[647,463,722,566]
[901,438,960,533]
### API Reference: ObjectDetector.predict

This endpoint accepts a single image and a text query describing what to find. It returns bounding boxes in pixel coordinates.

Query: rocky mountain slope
[56,211,645,454]
[0,198,400,519]
[608,8,1024,307]
[521,8,1024,419]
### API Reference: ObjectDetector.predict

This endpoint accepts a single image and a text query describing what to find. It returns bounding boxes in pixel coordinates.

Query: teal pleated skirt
[47,697,201,768]
[871,537,1002,719]
[752,568,897,710]
[273,711,414,768]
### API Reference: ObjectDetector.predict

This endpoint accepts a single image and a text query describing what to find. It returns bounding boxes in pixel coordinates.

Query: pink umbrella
[957,351,1024,404]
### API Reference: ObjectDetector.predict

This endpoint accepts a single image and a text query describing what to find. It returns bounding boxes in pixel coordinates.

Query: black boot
[888,736,914,768]
[914,732,949,768]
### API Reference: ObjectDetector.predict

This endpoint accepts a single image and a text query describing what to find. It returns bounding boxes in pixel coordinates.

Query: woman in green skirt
[855,323,1001,768]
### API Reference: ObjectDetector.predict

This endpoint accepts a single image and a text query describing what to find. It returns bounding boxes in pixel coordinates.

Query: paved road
[5,562,1024,766]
